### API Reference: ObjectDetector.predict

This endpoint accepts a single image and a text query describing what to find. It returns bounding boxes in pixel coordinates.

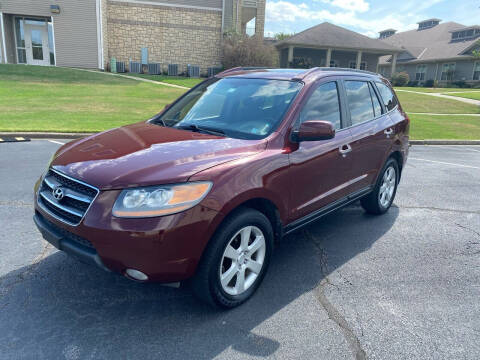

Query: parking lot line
[47,140,65,145]
[409,157,480,170]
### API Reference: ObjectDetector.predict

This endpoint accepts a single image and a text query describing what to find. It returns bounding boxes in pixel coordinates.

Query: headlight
[112,182,212,218]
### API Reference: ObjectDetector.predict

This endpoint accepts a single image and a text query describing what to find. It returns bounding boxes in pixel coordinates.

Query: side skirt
[283,186,373,235]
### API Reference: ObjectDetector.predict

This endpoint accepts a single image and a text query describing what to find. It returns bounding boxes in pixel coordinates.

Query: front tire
[191,208,274,308]
[361,158,399,215]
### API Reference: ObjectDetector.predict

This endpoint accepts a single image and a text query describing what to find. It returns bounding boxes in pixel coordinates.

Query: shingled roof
[275,22,401,54]
[379,21,479,64]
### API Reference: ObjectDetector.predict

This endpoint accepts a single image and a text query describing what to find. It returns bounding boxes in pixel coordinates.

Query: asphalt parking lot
[1,140,479,360]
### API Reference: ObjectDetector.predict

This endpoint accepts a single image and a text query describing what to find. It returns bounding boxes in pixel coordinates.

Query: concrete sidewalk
[396,89,480,106]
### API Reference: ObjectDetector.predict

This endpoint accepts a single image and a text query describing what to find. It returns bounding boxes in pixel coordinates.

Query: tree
[274,32,294,41]
[222,33,278,69]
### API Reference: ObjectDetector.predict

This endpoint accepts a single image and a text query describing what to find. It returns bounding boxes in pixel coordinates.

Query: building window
[416,64,427,81]
[330,60,338,68]
[474,62,480,81]
[245,17,256,36]
[13,16,55,65]
[441,63,455,81]
[349,61,367,70]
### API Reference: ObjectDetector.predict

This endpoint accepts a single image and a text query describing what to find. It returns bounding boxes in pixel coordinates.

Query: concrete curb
[2,132,480,145]
[0,132,92,139]
[409,140,480,145]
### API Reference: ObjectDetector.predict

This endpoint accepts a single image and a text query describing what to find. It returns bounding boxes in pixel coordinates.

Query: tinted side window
[369,83,382,117]
[376,82,398,111]
[299,82,341,130]
[344,81,374,125]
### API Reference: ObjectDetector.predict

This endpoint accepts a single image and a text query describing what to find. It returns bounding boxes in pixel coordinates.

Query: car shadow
[0,203,399,359]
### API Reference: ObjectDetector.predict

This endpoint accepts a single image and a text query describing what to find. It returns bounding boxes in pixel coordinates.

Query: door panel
[24,23,50,66]
[348,115,394,190]
[288,129,355,221]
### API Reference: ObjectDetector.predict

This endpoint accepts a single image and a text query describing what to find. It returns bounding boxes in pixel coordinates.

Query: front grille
[37,169,99,226]
[37,211,95,249]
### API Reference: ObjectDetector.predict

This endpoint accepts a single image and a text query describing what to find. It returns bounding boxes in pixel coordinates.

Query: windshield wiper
[176,124,226,137]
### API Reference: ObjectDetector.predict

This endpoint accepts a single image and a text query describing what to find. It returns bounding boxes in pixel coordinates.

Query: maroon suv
[34,67,409,308]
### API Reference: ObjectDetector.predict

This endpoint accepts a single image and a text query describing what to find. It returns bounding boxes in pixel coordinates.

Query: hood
[51,122,266,190]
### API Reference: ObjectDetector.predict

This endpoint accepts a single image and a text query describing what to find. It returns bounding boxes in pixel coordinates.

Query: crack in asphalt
[454,223,480,238]
[0,240,52,302]
[394,205,480,215]
[303,229,367,360]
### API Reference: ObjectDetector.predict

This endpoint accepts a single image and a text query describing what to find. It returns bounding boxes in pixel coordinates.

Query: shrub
[407,80,418,87]
[391,72,409,86]
[222,33,278,69]
[451,80,471,88]
[424,79,436,87]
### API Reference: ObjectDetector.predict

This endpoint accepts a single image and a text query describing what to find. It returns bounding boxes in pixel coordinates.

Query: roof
[379,21,479,65]
[417,18,441,24]
[217,67,383,82]
[276,22,401,54]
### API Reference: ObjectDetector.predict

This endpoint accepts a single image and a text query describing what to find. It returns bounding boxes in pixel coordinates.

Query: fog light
[125,268,148,281]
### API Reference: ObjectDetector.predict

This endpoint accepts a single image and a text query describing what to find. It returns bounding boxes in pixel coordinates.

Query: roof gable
[379,21,479,63]
[276,22,400,53]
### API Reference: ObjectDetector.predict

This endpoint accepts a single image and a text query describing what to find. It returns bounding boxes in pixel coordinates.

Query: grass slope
[409,114,480,140]
[0,65,185,132]
[396,91,480,114]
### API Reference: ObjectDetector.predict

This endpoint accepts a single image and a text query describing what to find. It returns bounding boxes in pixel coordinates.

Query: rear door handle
[339,144,352,157]
[384,128,394,138]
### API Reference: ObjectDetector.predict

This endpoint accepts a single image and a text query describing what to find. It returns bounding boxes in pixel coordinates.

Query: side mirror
[292,120,335,142]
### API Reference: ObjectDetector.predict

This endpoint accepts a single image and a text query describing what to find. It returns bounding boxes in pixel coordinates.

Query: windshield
[156,78,303,140]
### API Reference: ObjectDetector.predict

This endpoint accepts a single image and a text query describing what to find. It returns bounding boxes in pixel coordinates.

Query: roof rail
[293,67,380,80]
[216,67,272,76]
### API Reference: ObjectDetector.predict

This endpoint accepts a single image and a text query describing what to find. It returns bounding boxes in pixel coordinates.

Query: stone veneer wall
[106,1,223,74]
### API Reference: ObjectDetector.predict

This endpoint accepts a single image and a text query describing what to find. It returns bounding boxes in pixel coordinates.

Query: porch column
[356,50,362,70]
[287,46,294,68]
[326,48,332,67]
[391,53,397,75]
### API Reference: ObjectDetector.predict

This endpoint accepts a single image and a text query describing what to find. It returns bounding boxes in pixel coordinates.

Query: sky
[264,0,480,38]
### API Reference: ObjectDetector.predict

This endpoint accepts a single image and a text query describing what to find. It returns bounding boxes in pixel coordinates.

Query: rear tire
[361,158,399,215]
[190,207,274,308]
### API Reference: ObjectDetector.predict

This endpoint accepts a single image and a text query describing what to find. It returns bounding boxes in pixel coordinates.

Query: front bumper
[33,184,223,283]
[34,212,110,272]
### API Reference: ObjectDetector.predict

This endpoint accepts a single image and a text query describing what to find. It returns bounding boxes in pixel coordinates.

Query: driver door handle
[339,143,352,157]
[384,128,394,138]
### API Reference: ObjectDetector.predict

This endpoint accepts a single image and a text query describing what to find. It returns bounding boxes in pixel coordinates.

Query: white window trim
[96,0,104,70]
[0,12,7,63]
[50,18,57,66]
[441,62,456,81]
[415,64,427,81]
[472,61,480,80]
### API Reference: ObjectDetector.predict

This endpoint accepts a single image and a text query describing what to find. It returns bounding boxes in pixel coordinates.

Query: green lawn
[396,87,480,93]
[396,91,480,114]
[445,92,480,101]
[1,64,479,139]
[0,64,185,132]
[409,114,480,140]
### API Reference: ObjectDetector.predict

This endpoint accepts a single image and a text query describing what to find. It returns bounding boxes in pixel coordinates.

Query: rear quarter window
[376,82,398,111]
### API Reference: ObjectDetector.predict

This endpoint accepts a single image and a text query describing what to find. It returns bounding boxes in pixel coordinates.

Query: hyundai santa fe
[34,67,409,308]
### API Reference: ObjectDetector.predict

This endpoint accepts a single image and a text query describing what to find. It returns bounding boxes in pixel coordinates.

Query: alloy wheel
[378,166,396,208]
[219,226,266,296]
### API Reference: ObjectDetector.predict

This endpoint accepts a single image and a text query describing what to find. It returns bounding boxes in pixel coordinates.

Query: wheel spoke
[246,259,262,274]
[221,264,237,287]
[235,269,245,294]
[240,226,252,250]
[248,235,264,254]
[224,245,238,260]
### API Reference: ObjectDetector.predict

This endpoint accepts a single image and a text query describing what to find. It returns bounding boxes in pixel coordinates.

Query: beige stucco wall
[106,1,223,74]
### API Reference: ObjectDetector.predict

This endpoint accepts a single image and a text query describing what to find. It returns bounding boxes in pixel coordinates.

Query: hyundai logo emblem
[52,187,64,201]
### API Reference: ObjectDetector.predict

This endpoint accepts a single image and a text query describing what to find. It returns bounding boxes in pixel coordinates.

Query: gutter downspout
[0,12,7,63]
